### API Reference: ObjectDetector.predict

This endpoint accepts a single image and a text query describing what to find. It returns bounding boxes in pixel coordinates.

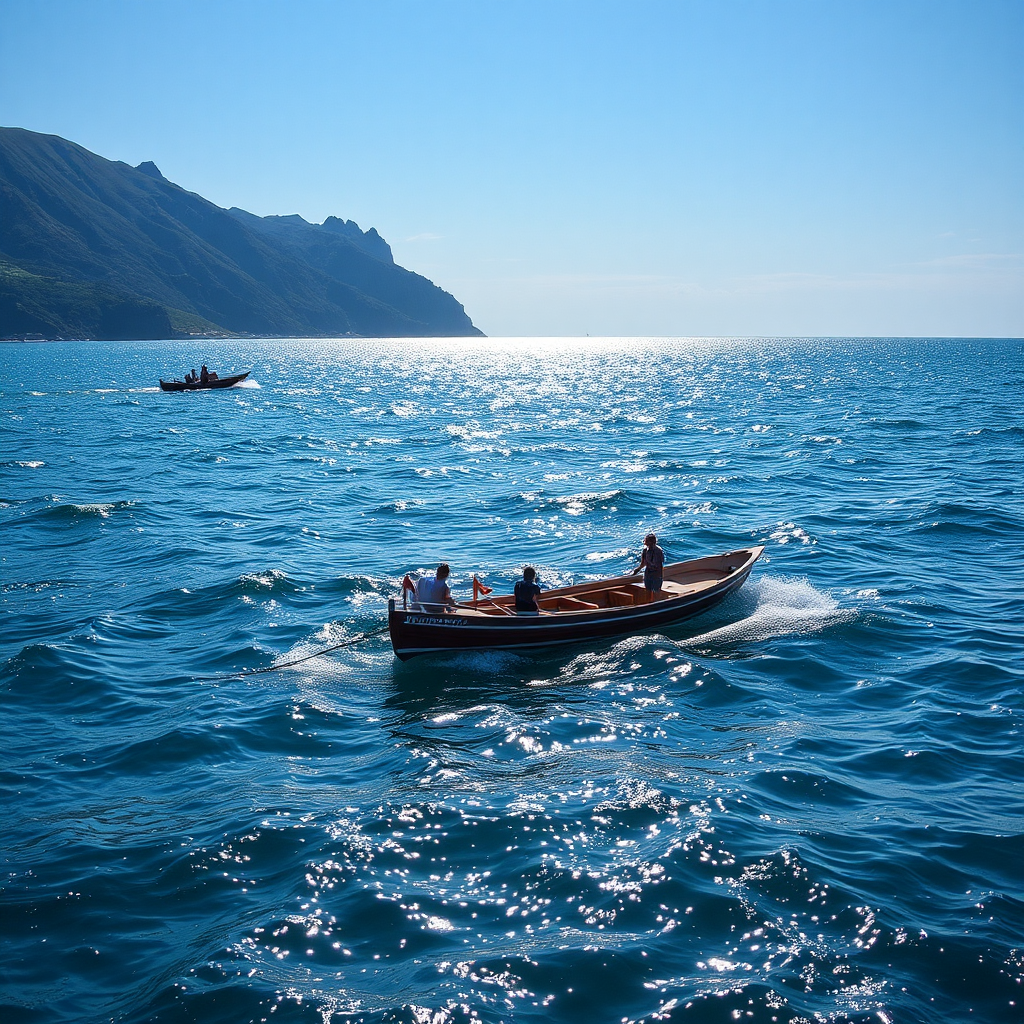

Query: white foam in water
[684,575,854,648]
[273,620,357,670]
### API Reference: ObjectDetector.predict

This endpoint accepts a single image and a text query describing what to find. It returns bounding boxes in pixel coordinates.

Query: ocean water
[1,336,1022,1024]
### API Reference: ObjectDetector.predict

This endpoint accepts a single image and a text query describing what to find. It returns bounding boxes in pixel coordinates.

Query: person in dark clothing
[514,566,542,613]
[200,365,209,384]
[637,532,665,600]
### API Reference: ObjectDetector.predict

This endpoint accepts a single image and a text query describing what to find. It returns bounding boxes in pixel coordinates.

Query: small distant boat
[388,546,764,660]
[159,371,250,392]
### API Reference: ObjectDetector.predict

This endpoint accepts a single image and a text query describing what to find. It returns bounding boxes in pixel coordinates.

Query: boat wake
[683,575,854,651]
[261,619,395,686]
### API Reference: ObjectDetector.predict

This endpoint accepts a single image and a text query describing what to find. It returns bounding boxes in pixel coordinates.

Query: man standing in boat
[637,533,665,601]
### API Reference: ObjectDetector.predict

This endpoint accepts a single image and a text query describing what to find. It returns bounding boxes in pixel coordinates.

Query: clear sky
[3,0,1022,337]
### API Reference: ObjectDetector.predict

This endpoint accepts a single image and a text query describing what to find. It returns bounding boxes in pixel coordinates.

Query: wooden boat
[388,546,764,660]
[159,371,250,392]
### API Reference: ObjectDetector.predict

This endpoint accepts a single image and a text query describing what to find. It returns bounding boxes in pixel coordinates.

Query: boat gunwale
[446,546,763,618]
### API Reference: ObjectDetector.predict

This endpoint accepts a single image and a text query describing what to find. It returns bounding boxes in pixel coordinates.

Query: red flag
[402,574,417,608]
[472,576,493,602]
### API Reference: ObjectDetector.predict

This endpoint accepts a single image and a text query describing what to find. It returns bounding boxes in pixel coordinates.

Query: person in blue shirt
[514,566,543,614]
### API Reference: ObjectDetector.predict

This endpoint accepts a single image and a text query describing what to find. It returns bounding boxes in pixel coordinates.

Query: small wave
[871,417,929,430]
[373,497,425,514]
[553,489,625,505]
[2,643,122,706]
[601,459,651,472]
[684,576,854,649]
[137,568,378,621]
[444,422,502,440]
[235,569,314,596]
[516,489,628,517]
[955,424,1023,438]
[91,723,241,775]
[26,499,135,523]
[584,547,631,562]
[767,521,815,545]
[594,777,680,815]
[906,501,1021,538]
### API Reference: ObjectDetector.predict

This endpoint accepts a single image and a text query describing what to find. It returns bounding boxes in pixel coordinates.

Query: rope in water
[195,624,390,682]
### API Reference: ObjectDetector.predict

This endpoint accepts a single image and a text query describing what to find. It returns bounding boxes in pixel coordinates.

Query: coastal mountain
[0,127,482,339]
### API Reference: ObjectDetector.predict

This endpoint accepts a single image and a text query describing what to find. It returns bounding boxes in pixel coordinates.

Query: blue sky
[3,0,1021,337]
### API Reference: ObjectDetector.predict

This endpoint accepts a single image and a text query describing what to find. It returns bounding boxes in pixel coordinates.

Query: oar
[455,595,514,615]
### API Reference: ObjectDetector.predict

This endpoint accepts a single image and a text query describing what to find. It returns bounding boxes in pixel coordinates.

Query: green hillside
[0,128,483,340]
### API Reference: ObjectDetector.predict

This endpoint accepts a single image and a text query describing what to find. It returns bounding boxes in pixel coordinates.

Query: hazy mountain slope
[227,208,480,337]
[0,127,482,339]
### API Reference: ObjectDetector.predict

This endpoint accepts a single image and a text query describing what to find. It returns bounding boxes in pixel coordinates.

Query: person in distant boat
[414,563,454,613]
[637,532,665,600]
[514,565,543,614]
[200,365,209,384]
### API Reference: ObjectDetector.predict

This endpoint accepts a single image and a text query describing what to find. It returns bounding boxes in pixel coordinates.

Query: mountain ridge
[0,127,482,340]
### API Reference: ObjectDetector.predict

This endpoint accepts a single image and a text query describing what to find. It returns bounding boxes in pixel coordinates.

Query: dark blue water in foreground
[2,337,1022,1024]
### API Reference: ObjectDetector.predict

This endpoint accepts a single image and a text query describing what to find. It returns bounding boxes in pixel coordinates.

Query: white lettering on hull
[405,615,467,627]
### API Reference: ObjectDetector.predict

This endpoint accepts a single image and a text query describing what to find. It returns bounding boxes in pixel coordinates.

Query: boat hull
[388,546,763,660]
[159,372,249,392]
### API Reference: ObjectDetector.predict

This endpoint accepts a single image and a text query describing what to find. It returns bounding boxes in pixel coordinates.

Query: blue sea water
[1,336,1022,1024]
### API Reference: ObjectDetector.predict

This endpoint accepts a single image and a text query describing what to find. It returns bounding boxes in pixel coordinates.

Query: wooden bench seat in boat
[658,581,691,597]
[539,595,600,612]
[606,581,691,604]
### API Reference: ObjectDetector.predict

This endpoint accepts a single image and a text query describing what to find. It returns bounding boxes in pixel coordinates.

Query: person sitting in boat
[514,565,543,614]
[186,369,197,383]
[414,563,455,613]
[637,532,665,600]
[200,365,209,383]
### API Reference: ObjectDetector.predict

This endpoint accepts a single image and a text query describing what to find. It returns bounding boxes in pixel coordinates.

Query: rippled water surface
[2,337,1022,1024]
